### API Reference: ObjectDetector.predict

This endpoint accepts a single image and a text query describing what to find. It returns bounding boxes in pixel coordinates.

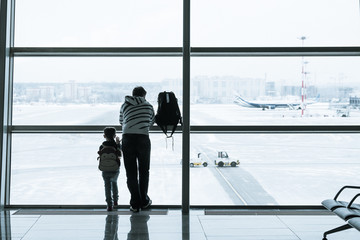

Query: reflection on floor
[1,208,360,240]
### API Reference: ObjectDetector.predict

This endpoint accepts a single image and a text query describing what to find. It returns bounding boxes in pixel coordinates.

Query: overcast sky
[13,0,360,87]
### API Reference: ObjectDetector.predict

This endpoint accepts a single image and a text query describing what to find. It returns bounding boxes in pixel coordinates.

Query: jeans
[122,134,151,209]
[102,171,119,205]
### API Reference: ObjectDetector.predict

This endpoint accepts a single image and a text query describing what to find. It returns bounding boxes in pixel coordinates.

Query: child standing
[98,127,121,211]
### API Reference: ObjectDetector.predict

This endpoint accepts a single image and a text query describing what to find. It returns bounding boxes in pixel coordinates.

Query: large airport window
[191,0,360,47]
[190,134,360,205]
[14,0,182,47]
[10,134,182,205]
[190,57,360,125]
[4,0,360,208]
[13,57,182,125]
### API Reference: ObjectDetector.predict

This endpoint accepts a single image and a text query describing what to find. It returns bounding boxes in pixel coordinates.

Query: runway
[9,103,360,205]
[194,151,277,205]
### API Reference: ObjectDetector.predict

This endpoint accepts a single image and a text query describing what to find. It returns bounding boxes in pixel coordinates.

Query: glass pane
[15,0,182,47]
[191,57,360,125]
[192,0,360,47]
[13,57,182,125]
[11,133,182,205]
[190,134,360,205]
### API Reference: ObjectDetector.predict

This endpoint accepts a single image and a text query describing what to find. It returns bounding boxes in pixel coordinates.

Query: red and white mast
[299,36,307,117]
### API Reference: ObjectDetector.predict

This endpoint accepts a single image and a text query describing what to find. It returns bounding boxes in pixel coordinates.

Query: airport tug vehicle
[190,153,208,167]
[214,151,240,167]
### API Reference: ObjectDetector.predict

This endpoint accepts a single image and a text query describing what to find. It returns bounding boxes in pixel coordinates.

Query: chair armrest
[334,186,360,200]
[348,193,360,208]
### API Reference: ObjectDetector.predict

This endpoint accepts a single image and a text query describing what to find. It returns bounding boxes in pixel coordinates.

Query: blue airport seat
[333,206,360,221]
[322,186,360,211]
[348,217,360,232]
[322,186,360,240]
[322,199,349,211]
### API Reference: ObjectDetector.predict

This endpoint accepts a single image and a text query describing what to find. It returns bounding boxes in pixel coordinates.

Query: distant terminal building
[350,94,360,108]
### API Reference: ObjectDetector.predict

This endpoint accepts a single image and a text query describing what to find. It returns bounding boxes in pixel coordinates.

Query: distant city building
[16,79,354,105]
[64,80,77,101]
[39,86,55,102]
[306,85,318,99]
[265,82,276,96]
[77,86,92,102]
[339,87,353,99]
[281,85,301,96]
[26,88,41,101]
[162,76,266,104]
[161,77,183,102]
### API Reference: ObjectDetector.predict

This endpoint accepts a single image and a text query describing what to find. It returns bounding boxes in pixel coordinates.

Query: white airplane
[234,95,319,110]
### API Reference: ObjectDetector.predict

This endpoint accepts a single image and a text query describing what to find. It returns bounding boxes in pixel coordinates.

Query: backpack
[155,91,182,138]
[97,145,121,172]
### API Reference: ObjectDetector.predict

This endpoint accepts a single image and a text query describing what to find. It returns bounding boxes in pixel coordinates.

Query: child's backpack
[97,145,121,172]
[155,91,182,138]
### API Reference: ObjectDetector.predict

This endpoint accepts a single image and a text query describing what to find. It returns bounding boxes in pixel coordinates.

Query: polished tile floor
[1,209,360,240]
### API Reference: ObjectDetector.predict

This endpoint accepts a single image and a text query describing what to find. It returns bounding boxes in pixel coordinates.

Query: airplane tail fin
[234,94,250,107]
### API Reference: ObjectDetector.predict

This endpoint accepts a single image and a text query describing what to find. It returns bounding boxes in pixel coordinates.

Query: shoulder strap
[176,102,182,125]
[168,125,177,138]
[99,145,119,154]
[158,124,168,137]
[101,145,116,149]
